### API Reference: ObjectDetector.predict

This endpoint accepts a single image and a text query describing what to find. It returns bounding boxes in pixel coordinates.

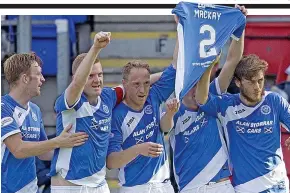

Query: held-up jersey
[172,2,246,100]
[170,79,230,191]
[199,91,290,192]
[1,95,47,193]
[107,65,176,187]
[49,87,124,187]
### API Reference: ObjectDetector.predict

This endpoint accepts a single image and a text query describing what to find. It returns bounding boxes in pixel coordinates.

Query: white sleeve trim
[1,130,21,142]
[64,89,81,110]
[231,34,240,41]
[281,123,290,132]
[215,78,222,95]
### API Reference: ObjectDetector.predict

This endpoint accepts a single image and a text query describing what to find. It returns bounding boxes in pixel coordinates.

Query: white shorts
[119,181,175,193]
[51,183,110,193]
[180,180,235,193]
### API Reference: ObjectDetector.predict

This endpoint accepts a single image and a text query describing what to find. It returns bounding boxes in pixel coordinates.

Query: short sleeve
[172,2,188,20]
[209,78,223,95]
[198,93,230,118]
[277,94,290,132]
[107,115,123,156]
[1,104,20,142]
[102,86,125,108]
[54,90,81,113]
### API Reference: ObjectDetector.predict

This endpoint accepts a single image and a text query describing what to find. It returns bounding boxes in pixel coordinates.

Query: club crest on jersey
[103,104,109,114]
[1,117,13,127]
[261,105,271,115]
[144,105,153,114]
[31,111,37,122]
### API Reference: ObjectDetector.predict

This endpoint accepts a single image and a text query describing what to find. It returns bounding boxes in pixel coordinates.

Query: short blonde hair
[122,60,150,80]
[4,52,42,86]
[72,53,100,74]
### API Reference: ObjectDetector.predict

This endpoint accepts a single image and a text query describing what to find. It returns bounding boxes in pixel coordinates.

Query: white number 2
[199,25,217,58]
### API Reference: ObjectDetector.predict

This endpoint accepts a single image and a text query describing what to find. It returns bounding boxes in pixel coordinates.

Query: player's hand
[137,142,163,157]
[285,137,290,150]
[56,124,89,148]
[235,4,248,16]
[93,31,111,49]
[174,15,179,24]
[165,98,180,115]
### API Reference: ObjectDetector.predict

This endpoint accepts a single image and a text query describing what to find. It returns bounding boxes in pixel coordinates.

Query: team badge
[103,104,109,114]
[144,105,153,114]
[261,105,271,115]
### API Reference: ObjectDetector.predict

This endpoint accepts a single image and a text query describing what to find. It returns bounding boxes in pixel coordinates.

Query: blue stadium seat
[6,16,88,75]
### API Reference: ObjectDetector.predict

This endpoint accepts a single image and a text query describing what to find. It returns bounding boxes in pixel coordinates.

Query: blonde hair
[122,60,150,80]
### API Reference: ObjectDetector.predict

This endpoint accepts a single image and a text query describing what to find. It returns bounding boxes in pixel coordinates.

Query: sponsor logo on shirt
[21,126,41,139]
[261,105,271,115]
[235,109,245,115]
[235,120,274,134]
[182,116,191,124]
[1,117,13,127]
[133,117,157,143]
[126,117,135,127]
[90,117,111,132]
[144,105,153,115]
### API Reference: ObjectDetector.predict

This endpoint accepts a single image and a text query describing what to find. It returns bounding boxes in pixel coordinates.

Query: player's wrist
[134,144,143,155]
[51,137,61,149]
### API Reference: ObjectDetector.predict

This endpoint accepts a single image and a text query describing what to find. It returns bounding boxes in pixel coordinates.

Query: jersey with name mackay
[172,2,246,100]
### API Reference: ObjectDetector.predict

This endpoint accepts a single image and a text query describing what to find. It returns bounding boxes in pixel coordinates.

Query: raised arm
[217,5,247,93]
[160,98,179,132]
[66,32,111,106]
[150,72,163,85]
[196,62,218,105]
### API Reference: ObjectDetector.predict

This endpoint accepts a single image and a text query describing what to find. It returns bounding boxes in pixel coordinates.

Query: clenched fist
[93,31,111,49]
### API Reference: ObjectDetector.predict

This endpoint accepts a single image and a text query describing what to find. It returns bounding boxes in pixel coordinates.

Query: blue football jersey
[1,95,47,193]
[170,79,230,191]
[49,87,123,187]
[107,65,176,187]
[200,91,290,192]
[172,2,246,100]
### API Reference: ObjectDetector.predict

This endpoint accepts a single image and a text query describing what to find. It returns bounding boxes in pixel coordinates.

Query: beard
[240,85,264,104]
